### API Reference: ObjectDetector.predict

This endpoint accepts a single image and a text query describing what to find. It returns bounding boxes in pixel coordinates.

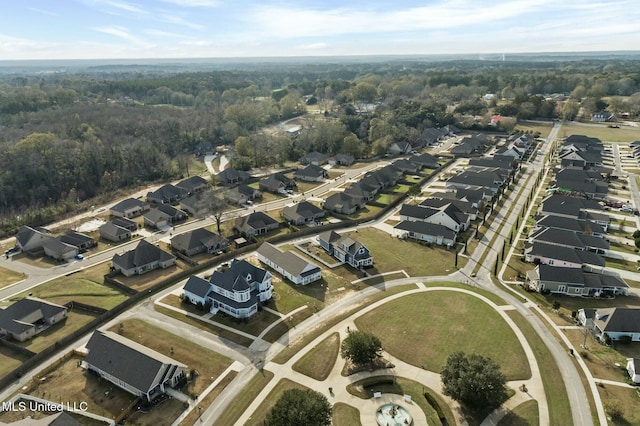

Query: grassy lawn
[0,347,29,379]
[0,265,26,289]
[347,228,461,276]
[565,328,639,383]
[178,370,237,426]
[154,305,254,347]
[332,402,361,426]
[292,332,339,381]
[261,308,314,343]
[244,378,311,426]
[10,266,128,310]
[559,125,640,143]
[515,122,553,138]
[347,205,384,220]
[506,311,573,426]
[11,252,58,269]
[271,284,417,364]
[423,281,507,306]
[496,400,539,426]
[606,256,640,273]
[110,318,233,396]
[609,240,639,255]
[112,262,190,292]
[373,192,397,205]
[212,370,274,426]
[161,293,280,337]
[15,311,98,353]
[355,291,530,380]
[597,384,640,425]
[346,376,456,426]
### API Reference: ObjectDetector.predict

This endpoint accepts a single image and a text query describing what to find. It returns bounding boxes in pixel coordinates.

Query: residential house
[180,191,211,217]
[494,145,525,160]
[300,151,329,166]
[393,221,456,248]
[217,168,251,185]
[528,227,609,254]
[99,221,132,242]
[60,231,96,251]
[420,128,443,146]
[42,238,78,261]
[110,198,150,219]
[409,153,439,169]
[176,175,209,195]
[559,150,604,170]
[112,217,138,231]
[387,141,412,156]
[317,230,373,269]
[225,185,262,205]
[392,159,420,174]
[294,165,327,182]
[257,243,322,285]
[440,124,460,136]
[591,308,640,342]
[553,169,608,199]
[468,156,516,171]
[399,202,469,232]
[282,201,325,225]
[534,215,605,237]
[626,358,640,384]
[323,192,365,215]
[143,205,187,229]
[111,240,176,277]
[83,330,187,402]
[450,136,484,156]
[170,228,229,256]
[525,264,629,296]
[234,212,279,237]
[182,275,213,306]
[328,154,355,166]
[578,308,597,328]
[207,259,273,318]
[0,297,67,342]
[259,173,296,194]
[446,168,505,194]
[344,182,377,202]
[146,184,189,205]
[15,226,52,252]
[523,241,605,268]
[538,194,604,221]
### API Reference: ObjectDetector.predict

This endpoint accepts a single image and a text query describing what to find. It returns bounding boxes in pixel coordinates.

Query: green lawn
[0,266,26,290]
[355,291,530,380]
[559,125,640,143]
[515,122,553,138]
[0,347,30,379]
[347,228,462,276]
[506,311,573,426]
[244,378,312,426]
[332,403,361,426]
[292,332,339,381]
[212,370,274,426]
[9,264,128,309]
[423,281,507,306]
[497,400,539,426]
[111,319,233,396]
[16,311,98,353]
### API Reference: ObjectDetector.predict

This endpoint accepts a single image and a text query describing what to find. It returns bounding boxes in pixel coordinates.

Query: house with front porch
[525,264,629,296]
[110,198,150,219]
[591,308,640,342]
[83,330,187,402]
[393,221,456,248]
[317,230,373,269]
[523,242,605,269]
[257,243,322,285]
[294,164,327,182]
[208,260,273,318]
[282,201,325,225]
[111,240,176,277]
[146,184,189,205]
[234,212,279,237]
[0,297,68,342]
[170,228,229,256]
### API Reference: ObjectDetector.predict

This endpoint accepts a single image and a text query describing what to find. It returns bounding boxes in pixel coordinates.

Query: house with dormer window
[317,230,373,269]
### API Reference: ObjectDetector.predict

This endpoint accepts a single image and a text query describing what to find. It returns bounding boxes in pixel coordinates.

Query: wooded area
[1,57,639,236]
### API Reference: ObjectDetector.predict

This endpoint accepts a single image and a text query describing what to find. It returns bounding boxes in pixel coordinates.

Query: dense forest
[1,57,640,235]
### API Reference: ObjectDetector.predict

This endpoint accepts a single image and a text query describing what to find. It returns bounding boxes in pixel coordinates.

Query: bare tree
[202,189,229,235]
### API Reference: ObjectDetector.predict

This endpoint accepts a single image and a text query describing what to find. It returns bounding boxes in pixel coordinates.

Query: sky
[1,0,640,60]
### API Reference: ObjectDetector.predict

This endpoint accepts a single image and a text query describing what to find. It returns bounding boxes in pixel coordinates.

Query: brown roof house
[0,297,67,342]
[112,240,176,277]
[83,330,186,402]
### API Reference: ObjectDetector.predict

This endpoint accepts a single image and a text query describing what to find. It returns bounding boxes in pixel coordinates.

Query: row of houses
[15,226,96,260]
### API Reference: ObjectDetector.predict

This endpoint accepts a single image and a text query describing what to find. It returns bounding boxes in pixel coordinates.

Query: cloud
[28,8,59,17]
[159,14,204,30]
[159,0,221,7]
[298,42,328,50]
[0,33,59,55]
[143,29,187,38]
[92,26,155,47]
[103,0,148,15]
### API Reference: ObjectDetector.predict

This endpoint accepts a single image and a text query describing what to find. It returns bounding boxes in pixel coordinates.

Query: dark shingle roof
[112,240,175,270]
[110,198,148,213]
[183,275,212,298]
[394,221,456,240]
[85,330,185,394]
[525,242,605,267]
[0,297,67,335]
[257,243,321,277]
[176,175,209,193]
[171,228,228,253]
[594,308,640,334]
[294,164,326,179]
[235,212,279,233]
[209,260,267,293]
[282,201,324,222]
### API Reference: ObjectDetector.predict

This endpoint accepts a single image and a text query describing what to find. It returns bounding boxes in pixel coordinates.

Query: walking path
[234,286,546,426]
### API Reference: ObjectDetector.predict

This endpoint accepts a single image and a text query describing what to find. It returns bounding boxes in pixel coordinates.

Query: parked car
[74,254,84,260]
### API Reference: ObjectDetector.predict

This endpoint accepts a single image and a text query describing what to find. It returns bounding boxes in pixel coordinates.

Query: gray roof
[535,215,605,235]
[111,217,137,229]
[60,231,94,247]
[183,275,212,298]
[85,330,185,394]
[234,211,279,233]
[42,238,77,256]
[143,209,171,224]
[294,164,326,179]
[525,242,605,267]
[421,197,477,217]
[529,228,609,251]
[217,168,251,183]
[176,175,209,193]
[110,198,148,213]
[394,221,456,240]
[171,228,228,252]
[410,153,438,167]
[324,192,362,211]
[447,169,502,190]
[259,173,295,192]
[282,201,324,222]
[210,259,268,293]
[257,242,321,277]
[146,184,188,203]
[300,151,329,163]
[593,308,640,334]
[540,194,603,217]
[112,240,176,270]
[531,264,628,291]
[15,226,50,249]
[0,297,67,335]
[99,222,131,237]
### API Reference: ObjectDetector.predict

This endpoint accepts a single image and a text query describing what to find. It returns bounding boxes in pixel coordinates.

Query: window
[548,260,554,265]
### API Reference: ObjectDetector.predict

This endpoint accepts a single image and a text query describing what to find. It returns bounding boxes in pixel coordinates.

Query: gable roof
[324,192,362,211]
[85,330,185,394]
[300,151,329,164]
[16,226,51,249]
[112,240,175,269]
[593,308,640,334]
[42,238,77,256]
[259,173,294,192]
[99,222,131,238]
[535,215,605,235]
[210,259,268,293]
[111,198,148,214]
[0,297,67,335]
[60,231,94,247]
[294,164,326,179]
[282,201,324,222]
[394,220,456,240]
[525,242,605,267]
[529,227,610,251]
[235,211,279,233]
[409,153,439,168]
[217,168,251,183]
[146,184,188,203]
[183,275,212,298]
[176,175,209,193]
[171,228,228,252]
[257,242,321,277]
